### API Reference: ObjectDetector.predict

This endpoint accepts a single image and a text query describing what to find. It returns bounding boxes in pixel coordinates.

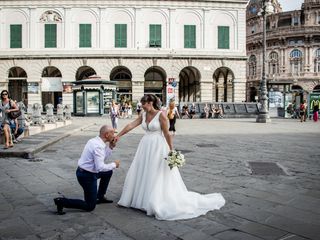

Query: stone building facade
[246,0,320,110]
[0,0,247,113]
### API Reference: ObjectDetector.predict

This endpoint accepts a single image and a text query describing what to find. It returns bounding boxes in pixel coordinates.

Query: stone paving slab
[0,117,320,239]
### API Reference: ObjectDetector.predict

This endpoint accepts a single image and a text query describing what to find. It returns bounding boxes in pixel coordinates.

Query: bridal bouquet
[165,150,186,170]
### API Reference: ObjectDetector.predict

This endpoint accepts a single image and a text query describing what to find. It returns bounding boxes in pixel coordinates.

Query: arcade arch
[144,66,167,104]
[213,67,234,102]
[8,66,28,104]
[178,66,201,102]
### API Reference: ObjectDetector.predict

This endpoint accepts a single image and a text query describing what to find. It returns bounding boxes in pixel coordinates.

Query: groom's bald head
[99,125,115,142]
[100,125,113,136]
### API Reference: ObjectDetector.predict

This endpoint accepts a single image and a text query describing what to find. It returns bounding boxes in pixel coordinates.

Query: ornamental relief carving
[40,11,62,22]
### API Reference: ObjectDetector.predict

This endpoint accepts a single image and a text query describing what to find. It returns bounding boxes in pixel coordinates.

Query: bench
[179,102,259,118]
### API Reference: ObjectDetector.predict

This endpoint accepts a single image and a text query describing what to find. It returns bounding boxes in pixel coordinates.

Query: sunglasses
[1,93,8,96]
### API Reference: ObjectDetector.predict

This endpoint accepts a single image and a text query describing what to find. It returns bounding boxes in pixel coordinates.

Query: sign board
[308,92,320,116]
[28,82,39,94]
[63,82,73,93]
[41,77,63,92]
[166,85,175,106]
[269,91,283,108]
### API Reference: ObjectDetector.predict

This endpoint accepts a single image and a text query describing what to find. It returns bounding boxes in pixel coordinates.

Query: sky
[277,0,304,11]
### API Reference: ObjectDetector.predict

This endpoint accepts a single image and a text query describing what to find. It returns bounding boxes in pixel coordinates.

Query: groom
[53,125,120,215]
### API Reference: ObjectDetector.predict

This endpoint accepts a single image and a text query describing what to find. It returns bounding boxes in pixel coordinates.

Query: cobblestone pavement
[0,117,320,240]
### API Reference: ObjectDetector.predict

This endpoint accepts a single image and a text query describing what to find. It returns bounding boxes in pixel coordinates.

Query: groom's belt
[77,167,94,174]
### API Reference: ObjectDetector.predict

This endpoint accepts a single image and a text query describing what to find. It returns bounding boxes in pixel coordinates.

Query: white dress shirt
[78,136,116,173]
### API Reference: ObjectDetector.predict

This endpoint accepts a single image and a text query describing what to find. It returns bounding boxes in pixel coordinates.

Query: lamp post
[256,0,274,123]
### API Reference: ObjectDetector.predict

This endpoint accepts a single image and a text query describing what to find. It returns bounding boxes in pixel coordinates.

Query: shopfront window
[87,91,99,113]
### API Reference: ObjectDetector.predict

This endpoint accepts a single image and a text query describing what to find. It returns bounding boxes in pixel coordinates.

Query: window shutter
[150,24,161,47]
[45,24,57,48]
[79,24,91,48]
[115,24,127,48]
[150,25,155,46]
[10,25,22,48]
[184,25,189,48]
[121,24,127,47]
[155,25,161,47]
[115,24,120,47]
[190,25,196,48]
[218,26,229,49]
[184,25,196,48]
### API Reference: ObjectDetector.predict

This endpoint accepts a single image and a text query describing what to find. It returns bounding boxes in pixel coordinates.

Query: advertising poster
[166,78,176,106]
[63,82,73,93]
[308,93,320,116]
[28,82,39,94]
[41,77,63,92]
[268,91,283,108]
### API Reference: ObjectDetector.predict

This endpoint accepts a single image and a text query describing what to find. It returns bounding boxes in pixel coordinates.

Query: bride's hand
[114,136,120,143]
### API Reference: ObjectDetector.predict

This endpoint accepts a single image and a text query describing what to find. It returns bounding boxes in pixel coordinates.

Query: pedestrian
[136,101,142,116]
[167,100,180,135]
[53,125,120,215]
[127,102,133,118]
[313,102,319,122]
[0,90,19,149]
[9,117,24,143]
[299,100,307,122]
[203,103,210,119]
[110,101,120,132]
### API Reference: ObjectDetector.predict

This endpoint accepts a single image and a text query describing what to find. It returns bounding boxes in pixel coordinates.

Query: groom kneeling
[53,125,120,215]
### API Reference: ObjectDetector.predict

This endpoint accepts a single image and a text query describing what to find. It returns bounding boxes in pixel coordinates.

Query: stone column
[304,46,309,72]
[202,9,209,49]
[309,46,313,72]
[29,7,37,49]
[134,7,141,49]
[169,8,176,49]
[200,80,213,102]
[131,80,144,102]
[64,7,72,49]
[0,8,3,49]
[233,78,246,102]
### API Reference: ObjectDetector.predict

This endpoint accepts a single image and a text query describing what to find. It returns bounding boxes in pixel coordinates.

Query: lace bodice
[141,111,162,133]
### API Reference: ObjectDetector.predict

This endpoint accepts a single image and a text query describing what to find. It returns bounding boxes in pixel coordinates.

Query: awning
[73,84,116,90]
[268,79,294,84]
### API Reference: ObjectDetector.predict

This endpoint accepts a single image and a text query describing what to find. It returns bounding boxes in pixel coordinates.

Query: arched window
[290,49,303,75]
[314,48,320,73]
[248,55,257,77]
[290,49,302,58]
[268,51,279,75]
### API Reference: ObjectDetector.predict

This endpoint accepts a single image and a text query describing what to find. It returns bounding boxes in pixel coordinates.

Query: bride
[116,94,225,220]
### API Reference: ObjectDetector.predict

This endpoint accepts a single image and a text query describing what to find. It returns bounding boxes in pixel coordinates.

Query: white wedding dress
[118,111,225,220]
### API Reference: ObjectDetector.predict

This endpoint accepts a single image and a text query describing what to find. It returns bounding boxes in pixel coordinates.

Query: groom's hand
[114,160,120,168]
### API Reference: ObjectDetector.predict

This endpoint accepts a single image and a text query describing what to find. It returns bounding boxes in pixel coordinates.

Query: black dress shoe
[54,197,66,215]
[97,197,113,204]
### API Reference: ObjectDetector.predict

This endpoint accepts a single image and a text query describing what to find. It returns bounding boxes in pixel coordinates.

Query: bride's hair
[140,94,160,110]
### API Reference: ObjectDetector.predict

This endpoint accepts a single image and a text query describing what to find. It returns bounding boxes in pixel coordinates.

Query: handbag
[8,110,22,119]
[8,100,22,119]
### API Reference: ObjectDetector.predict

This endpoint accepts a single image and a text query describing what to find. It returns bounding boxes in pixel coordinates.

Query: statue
[64,104,72,120]
[31,103,42,126]
[16,101,27,128]
[56,104,64,121]
[45,103,55,123]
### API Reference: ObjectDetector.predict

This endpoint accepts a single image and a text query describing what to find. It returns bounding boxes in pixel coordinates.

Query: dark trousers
[169,117,176,132]
[61,167,113,211]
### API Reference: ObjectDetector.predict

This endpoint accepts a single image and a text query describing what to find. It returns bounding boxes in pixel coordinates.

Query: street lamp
[256,0,274,123]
